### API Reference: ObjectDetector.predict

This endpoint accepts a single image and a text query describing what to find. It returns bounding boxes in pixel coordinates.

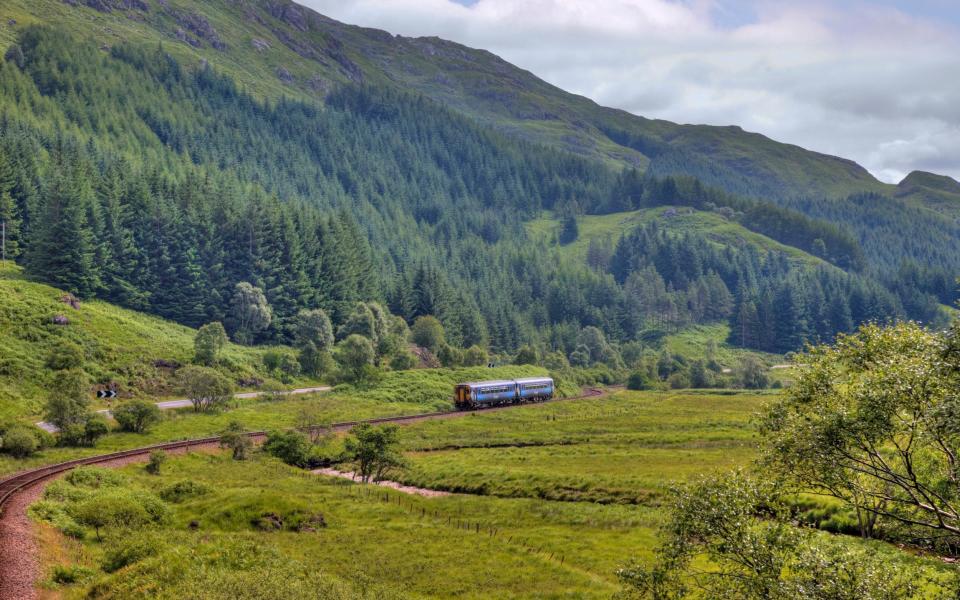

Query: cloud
[301,0,960,183]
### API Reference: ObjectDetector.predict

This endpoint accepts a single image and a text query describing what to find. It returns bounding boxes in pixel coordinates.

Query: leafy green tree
[298,342,334,377]
[462,345,489,367]
[335,334,376,383]
[2,425,38,458]
[411,315,444,353]
[344,423,405,483]
[618,472,930,599]
[626,371,654,391]
[762,321,960,541]
[229,282,272,344]
[389,351,417,371]
[514,345,538,366]
[292,309,334,352]
[145,450,166,475]
[83,415,110,446]
[113,400,161,433]
[45,368,90,429]
[264,430,311,468]
[177,365,234,412]
[194,322,228,366]
[219,421,252,460]
[559,214,579,245]
[337,302,378,342]
[437,343,462,368]
[738,356,769,389]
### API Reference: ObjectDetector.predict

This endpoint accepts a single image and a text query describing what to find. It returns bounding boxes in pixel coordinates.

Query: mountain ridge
[0,0,899,201]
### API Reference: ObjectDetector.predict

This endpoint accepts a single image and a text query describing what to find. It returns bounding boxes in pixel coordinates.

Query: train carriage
[454,377,554,410]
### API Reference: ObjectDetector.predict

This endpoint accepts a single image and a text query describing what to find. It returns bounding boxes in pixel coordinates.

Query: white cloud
[301,0,960,183]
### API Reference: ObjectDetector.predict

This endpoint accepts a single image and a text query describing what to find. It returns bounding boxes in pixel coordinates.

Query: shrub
[220,421,252,460]
[335,335,376,383]
[411,316,444,352]
[627,371,654,391]
[177,365,235,412]
[65,467,126,489]
[462,345,488,367]
[145,451,166,475]
[3,425,38,458]
[45,341,85,371]
[51,564,94,585]
[159,480,211,503]
[264,430,311,468]
[113,400,162,433]
[389,351,417,371]
[102,533,166,572]
[437,344,462,368]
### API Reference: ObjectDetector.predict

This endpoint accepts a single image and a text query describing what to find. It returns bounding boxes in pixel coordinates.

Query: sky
[300,0,960,183]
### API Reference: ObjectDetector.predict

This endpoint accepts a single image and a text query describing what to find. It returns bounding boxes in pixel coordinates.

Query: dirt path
[312,468,451,497]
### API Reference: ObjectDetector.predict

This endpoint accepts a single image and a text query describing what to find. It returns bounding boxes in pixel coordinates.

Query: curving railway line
[0,387,610,599]
[0,386,609,517]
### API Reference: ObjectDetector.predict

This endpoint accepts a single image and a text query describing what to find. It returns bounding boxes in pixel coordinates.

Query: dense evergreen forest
[0,27,952,355]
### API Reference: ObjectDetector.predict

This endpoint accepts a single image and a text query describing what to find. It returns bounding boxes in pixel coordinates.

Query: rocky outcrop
[170,9,226,50]
[251,38,271,52]
[275,66,294,84]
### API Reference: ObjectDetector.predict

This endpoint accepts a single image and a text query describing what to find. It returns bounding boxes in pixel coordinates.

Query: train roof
[459,379,517,388]
[457,377,554,388]
[514,377,554,384]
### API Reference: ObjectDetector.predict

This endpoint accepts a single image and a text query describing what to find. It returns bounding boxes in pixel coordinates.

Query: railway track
[0,387,610,516]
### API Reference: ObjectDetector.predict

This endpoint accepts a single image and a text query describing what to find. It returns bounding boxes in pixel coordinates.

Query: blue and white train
[453,377,554,410]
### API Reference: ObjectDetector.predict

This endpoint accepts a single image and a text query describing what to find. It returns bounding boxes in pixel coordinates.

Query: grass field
[34,388,950,598]
[397,390,768,504]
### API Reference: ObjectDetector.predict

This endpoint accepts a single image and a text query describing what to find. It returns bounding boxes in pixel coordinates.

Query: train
[453,377,554,410]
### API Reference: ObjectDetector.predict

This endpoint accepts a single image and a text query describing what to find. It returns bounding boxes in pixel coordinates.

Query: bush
[46,341,85,371]
[102,533,167,573]
[462,345,489,367]
[65,467,126,489]
[514,345,538,366]
[389,351,417,371]
[627,371,654,391]
[437,344,462,368]
[51,564,94,585]
[3,425,39,458]
[264,430,312,468]
[113,400,162,433]
[145,451,166,475]
[159,480,211,503]
[411,316,444,352]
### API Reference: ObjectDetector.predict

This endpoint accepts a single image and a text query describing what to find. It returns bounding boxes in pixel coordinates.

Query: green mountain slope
[896,170,960,220]
[0,263,295,420]
[0,0,890,201]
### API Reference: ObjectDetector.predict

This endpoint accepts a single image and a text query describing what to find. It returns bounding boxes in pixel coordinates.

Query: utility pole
[1,219,5,263]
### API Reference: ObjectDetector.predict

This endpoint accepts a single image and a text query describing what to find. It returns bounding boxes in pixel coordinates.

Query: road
[35,386,332,433]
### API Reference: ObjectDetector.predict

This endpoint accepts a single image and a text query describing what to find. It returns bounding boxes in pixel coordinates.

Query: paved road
[35,386,332,433]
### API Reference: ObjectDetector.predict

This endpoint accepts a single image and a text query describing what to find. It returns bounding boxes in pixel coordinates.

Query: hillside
[0,2,954,361]
[0,0,890,202]
[896,170,960,220]
[0,262,301,420]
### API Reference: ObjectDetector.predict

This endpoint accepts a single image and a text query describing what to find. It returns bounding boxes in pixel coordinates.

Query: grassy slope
[526,206,827,267]
[0,262,310,421]
[896,170,960,220]
[0,0,895,201]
